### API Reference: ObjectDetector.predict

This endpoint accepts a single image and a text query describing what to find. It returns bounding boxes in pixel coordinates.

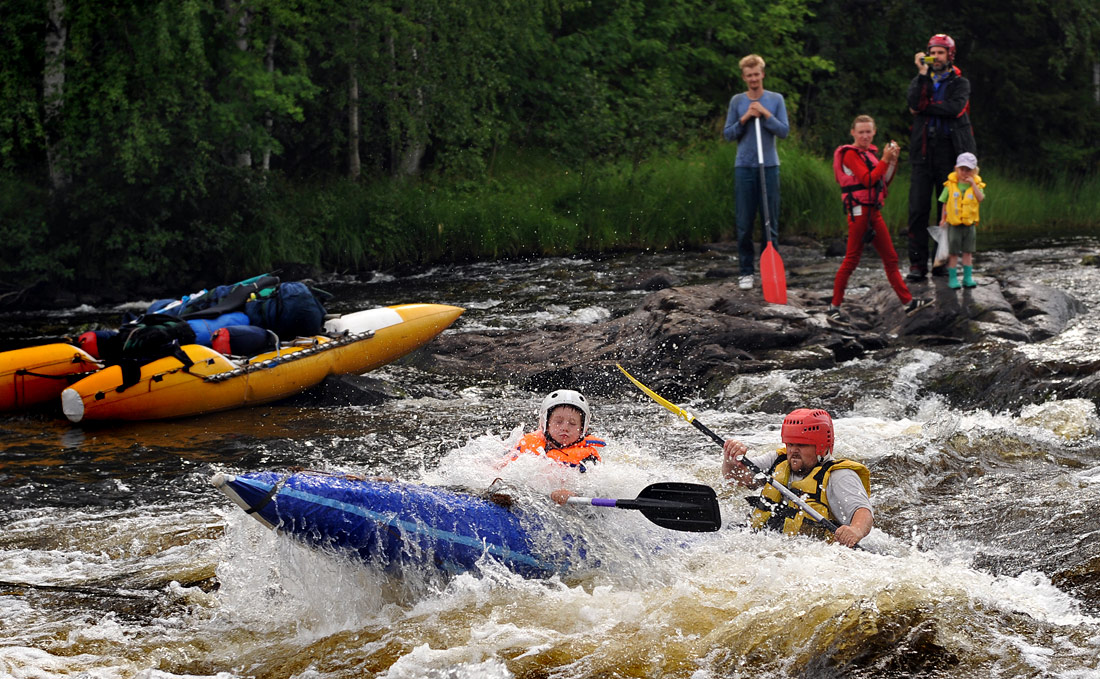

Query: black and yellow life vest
[748,451,871,538]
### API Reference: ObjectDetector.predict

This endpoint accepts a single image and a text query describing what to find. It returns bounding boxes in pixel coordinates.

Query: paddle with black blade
[565,482,721,533]
[615,364,856,543]
[755,117,787,305]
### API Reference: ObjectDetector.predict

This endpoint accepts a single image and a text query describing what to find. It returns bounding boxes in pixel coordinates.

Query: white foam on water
[1016,398,1100,442]
[49,414,1080,678]
[460,298,503,310]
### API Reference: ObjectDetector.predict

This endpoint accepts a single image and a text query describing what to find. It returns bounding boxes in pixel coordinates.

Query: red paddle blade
[760,242,787,305]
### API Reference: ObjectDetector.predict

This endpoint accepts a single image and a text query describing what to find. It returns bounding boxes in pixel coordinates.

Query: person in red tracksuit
[828,115,932,323]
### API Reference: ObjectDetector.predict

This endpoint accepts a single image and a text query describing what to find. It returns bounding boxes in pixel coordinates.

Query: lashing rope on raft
[200,329,375,383]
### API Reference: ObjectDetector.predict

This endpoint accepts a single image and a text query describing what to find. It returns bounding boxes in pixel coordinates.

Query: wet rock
[617,269,683,291]
[1001,278,1086,340]
[288,373,457,407]
[924,343,1100,412]
[704,266,739,279]
[426,241,1092,411]
[870,275,1040,342]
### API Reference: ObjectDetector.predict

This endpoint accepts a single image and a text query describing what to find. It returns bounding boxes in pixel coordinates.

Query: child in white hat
[938,152,986,288]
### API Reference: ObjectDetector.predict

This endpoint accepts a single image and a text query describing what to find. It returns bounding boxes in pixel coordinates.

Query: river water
[2,241,1099,679]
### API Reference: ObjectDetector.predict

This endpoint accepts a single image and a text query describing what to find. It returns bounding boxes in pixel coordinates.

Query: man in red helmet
[720,408,873,547]
[905,33,977,283]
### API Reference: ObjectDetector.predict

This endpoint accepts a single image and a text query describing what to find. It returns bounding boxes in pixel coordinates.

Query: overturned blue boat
[211,470,573,578]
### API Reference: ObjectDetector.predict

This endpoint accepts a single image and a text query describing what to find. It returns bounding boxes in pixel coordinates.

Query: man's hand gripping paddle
[615,363,851,539]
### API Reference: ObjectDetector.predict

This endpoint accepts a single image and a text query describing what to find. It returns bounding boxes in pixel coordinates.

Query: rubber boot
[962,265,976,288]
[947,267,961,289]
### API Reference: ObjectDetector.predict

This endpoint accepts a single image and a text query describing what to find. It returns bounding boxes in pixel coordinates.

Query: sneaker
[826,304,850,326]
[906,266,927,282]
[738,275,753,290]
[905,297,933,316]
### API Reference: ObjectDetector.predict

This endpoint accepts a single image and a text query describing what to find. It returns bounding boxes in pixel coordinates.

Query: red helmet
[781,408,834,457]
[928,33,956,62]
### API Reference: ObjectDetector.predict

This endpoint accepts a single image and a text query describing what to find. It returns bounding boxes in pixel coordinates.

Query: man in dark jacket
[906,33,977,281]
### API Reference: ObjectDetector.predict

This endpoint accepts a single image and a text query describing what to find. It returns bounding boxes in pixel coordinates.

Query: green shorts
[947,224,976,255]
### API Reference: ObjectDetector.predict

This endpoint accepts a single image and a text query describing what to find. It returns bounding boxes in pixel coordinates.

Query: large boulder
[427,246,1095,412]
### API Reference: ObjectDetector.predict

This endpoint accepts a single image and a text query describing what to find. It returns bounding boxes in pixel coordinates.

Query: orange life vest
[511,431,604,469]
[833,144,887,212]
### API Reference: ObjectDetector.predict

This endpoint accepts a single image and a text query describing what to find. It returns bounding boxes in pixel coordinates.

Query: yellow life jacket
[509,431,604,470]
[943,171,985,226]
[748,451,871,538]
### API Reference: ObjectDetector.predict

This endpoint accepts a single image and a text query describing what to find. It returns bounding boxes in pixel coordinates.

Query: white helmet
[538,389,591,437]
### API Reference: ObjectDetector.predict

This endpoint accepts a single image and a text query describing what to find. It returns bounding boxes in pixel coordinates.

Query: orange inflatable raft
[1,343,102,412]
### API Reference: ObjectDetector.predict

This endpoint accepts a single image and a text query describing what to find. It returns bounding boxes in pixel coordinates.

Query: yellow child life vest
[943,171,985,226]
[748,451,871,538]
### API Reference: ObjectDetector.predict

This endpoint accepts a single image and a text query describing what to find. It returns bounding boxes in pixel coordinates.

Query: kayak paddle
[616,364,850,539]
[755,117,787,305]
[566,482,721,532]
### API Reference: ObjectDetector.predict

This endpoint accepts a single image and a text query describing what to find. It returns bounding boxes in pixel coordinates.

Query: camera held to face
[922,55,936,65]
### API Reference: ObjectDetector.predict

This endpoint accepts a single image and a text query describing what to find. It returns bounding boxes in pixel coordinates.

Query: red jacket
[833,144,892,213]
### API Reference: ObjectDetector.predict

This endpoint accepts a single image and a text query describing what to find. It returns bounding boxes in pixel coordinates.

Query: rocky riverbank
[423,239,1097,413]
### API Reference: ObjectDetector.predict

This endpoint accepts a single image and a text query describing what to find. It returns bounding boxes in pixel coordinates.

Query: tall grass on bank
[262,144,1099,275]
[4,146,1098,297]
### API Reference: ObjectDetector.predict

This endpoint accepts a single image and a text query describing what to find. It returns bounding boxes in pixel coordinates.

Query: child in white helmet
[507,389,606,504]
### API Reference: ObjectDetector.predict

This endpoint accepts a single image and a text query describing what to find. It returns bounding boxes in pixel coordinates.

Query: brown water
[2,244,1099,678]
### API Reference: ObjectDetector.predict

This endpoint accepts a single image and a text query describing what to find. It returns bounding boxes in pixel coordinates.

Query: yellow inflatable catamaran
[61,303,463,422]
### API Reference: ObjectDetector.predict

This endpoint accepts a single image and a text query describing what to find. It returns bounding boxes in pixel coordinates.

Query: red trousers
[831,208,912,306]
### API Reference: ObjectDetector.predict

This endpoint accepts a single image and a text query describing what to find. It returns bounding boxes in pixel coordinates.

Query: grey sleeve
[747,450,779,475]
[824,469,873,526]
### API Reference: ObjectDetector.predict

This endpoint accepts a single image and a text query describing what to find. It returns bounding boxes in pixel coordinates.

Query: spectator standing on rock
[938,152,986,289]
[905,33,977,282]
[828,115,932,322]
[724,54,789,292]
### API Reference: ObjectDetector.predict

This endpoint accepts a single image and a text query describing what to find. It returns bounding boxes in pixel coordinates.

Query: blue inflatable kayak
[211,470,571,578]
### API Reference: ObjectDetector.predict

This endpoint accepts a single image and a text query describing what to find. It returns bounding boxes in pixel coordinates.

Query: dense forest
[2,0,1098,300]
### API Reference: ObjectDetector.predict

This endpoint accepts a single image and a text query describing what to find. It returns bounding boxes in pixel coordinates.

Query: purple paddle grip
[590,498,617,507]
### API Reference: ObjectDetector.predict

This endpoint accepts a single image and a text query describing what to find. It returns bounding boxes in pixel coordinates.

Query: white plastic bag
[928,225,950,267]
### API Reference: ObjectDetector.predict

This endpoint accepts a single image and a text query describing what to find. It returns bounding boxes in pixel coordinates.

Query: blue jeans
[735,165,780,276]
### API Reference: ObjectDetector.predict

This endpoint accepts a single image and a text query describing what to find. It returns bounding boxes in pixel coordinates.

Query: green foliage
[0,0,1096,297]
[795,0,1100,174]
[516,0,827,171]
[0,2,46,170]
[254,144,1099,276]
[0,174,75,293]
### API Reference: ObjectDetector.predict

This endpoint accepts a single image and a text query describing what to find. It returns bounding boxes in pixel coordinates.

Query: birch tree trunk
[348,63,361,180]
[347,19,361,180]
[387,18,425,178]
[396,104,425,176]
[226,0,253,168]
[262,32,276,172]
[44,0,69,192]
